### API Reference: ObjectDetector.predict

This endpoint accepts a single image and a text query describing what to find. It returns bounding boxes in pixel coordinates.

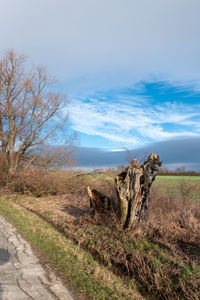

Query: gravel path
[0,215,77,300]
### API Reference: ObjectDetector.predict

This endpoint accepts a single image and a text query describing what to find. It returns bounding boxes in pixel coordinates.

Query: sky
[1,0,200,170]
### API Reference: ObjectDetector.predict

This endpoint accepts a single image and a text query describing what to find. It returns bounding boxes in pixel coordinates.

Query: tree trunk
[87,153,162,230]
[8,134,15,177]
[115,153,162,229]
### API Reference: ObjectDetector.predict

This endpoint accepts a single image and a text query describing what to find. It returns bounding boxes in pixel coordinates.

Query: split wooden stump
[87,153,162,229]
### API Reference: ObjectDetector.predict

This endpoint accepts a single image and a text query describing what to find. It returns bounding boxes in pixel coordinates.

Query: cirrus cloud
[68,83,200,148]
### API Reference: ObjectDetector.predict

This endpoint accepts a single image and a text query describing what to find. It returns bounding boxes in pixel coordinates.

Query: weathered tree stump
[87,153,162,229]
[115,153,162,229]
[87,186,110,212]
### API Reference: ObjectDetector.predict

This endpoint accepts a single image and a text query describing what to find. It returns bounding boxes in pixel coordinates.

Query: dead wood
[87,186,110,212]
[115,153,162,229]
[87,153,162,229]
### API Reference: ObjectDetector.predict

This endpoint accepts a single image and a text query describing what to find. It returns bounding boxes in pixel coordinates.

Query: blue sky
[67,81,200,150]
[1,0,200,169]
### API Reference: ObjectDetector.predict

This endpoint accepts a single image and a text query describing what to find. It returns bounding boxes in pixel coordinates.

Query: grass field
[156,175,200,181]
[0,170,200,299]
[153,175,200,202]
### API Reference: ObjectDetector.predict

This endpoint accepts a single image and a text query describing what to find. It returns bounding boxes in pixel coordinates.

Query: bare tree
[0,49,72,176]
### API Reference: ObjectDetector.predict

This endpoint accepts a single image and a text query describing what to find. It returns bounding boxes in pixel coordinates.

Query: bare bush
[148,184,200,248]
[8,168,71,196]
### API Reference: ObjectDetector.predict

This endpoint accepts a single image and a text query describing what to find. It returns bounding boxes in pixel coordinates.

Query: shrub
[9,168,71,196]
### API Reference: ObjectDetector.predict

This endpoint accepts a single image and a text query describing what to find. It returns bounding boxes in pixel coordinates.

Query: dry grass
[1,169,200,299]
[0,198,143,300]
[8,167,92,197]
[148,184,200,249]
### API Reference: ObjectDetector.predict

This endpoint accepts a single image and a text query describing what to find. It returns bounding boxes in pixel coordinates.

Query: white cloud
[68,97,200,148]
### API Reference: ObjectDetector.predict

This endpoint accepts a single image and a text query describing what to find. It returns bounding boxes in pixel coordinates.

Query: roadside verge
[0,197,142,300]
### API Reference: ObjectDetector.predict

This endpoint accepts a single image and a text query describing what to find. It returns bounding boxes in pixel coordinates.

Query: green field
[153,175,200,202]
[155,176,200,187]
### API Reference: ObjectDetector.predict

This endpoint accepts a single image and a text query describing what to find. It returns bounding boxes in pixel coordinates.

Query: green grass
[154,175,200,202]
[0,197,140,300]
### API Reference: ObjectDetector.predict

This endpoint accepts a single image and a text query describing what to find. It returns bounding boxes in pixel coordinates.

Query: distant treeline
[158,167,200,176]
